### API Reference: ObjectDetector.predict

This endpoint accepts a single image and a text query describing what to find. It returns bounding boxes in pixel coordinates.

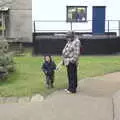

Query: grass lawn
[0,55,120,97]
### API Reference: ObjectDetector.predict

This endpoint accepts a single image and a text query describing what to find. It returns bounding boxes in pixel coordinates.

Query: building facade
[0,0,32,42]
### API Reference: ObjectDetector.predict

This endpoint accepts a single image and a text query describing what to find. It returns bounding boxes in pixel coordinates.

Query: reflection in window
[67,6,87,22]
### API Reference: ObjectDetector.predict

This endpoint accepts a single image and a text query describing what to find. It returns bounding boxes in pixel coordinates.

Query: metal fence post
[108,20,110,33]
[70,22,72,31]
[34,21,36,33]
[119,20,120,36]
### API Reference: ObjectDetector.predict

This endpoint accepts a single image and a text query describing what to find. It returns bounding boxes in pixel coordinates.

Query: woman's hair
[44,55,52,62]
[66,31,75,40]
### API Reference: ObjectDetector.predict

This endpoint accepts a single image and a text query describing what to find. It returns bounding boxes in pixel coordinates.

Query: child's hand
[44,71,47,74]
[56,67,59,71]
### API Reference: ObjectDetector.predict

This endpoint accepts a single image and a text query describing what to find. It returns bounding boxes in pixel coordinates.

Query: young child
[42,56,56,88]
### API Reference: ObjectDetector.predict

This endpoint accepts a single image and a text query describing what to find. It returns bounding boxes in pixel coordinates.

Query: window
[0,8,9,37]
[67,6,87,22]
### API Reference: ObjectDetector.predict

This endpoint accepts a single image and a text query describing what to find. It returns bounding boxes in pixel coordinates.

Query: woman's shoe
[64,89,71,93]
[65,89,77,94]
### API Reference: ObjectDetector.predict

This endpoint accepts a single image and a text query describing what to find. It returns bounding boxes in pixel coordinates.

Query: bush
[0,40,15,80]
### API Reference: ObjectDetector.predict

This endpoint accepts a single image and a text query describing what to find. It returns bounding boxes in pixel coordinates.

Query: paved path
[0,72,120,120]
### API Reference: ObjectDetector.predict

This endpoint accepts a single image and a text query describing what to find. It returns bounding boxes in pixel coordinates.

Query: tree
[0,40,15,80]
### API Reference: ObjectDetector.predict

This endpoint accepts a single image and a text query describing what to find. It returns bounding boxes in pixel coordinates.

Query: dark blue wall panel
[92,6,106,34]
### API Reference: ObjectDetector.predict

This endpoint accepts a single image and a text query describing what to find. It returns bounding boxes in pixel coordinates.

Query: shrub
[0,40,15,80]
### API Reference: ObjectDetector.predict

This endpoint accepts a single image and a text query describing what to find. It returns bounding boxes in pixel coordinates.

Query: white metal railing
[32,20,120,36]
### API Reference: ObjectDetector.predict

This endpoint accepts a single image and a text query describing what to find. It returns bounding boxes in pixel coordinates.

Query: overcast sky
[32,0,120,33]
[32,0,120,20]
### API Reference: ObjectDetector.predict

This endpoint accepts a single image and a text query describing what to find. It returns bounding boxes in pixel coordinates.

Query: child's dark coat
[42,60,56,88]
[42,61,56,76]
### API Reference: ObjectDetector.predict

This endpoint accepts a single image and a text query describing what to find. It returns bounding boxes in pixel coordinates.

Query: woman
[62,31,80,93]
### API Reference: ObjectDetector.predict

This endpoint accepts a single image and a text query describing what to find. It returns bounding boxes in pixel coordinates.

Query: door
[92,6,106,35]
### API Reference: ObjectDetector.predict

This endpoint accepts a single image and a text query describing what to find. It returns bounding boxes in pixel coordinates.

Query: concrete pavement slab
[0,91,113,120]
